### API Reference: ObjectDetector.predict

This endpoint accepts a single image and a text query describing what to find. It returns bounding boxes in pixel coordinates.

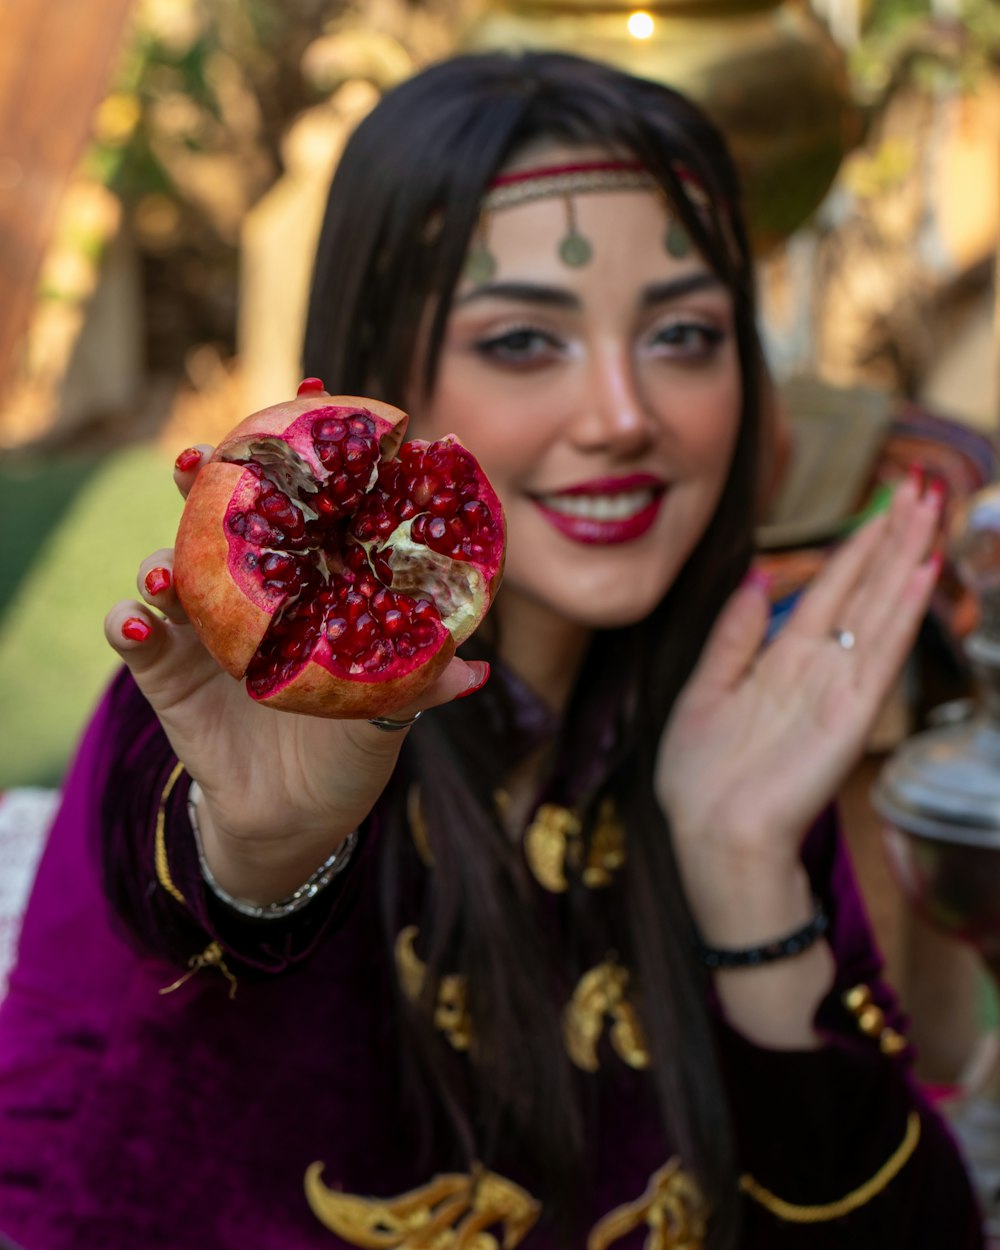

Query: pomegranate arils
[177,396,503,713]
[429,490,459,517]
[313,417,347,442]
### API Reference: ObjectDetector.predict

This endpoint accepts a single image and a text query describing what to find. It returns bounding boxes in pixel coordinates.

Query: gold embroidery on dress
[739,1110,921,1222]
[395,925,472,1051]
[158,939,238,1000]
[563,960,650,1071]
[524,799,624,893]
[304,1163,541,1249]
[155,764,239,999]
[588,1158,706,1250]
[408,786,434,868]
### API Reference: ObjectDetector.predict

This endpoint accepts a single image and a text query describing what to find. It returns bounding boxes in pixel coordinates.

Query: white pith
[536,488,656,521]
[375,522,485,644]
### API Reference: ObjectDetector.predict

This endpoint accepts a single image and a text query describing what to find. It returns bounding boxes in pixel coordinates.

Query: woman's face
[406,146,742,633]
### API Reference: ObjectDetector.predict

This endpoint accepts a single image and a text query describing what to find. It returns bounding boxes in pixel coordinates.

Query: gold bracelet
[739,1110,920,1222]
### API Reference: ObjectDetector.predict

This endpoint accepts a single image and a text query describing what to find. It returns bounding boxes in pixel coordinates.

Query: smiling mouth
[534,487,659,521]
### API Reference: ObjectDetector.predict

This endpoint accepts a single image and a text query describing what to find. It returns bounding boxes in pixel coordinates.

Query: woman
[0,51,983,1249]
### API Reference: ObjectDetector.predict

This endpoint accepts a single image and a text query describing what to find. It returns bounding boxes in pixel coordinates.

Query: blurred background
[1,0,999,1147]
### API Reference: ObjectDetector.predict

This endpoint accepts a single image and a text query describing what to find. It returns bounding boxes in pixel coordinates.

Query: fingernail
[906,463,924,490]
[174,447,202,472]
[297,377,326,396]
[926,550,943,578]
[927,478,947,507]
[455,661,490,700]
[144,566,171,596]
[122,616,152,643]
[742,567,771,595]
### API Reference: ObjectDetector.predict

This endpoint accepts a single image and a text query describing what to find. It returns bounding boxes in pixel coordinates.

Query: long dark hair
[304,52,760,1246]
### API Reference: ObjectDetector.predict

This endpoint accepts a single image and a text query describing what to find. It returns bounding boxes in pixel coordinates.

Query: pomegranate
[173,394,505,717]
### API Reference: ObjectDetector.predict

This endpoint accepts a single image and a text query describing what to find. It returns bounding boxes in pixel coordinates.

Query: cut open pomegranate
[173,394,505,717]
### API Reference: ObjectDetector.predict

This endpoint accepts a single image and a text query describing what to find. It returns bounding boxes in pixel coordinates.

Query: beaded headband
[464,157,722,283]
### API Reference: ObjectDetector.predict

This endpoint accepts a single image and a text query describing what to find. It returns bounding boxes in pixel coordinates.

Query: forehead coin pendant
[458,158,735,281]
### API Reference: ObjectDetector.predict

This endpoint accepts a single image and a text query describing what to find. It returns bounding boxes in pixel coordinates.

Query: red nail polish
[927,479,947,506]
[906,463,924,490]
[122,616,152,643]
[144,566,171,596]
[297,377,326,396]
[927,550,943,578]
[175,447,202,472]
[742,567,771,595]
[455,662,491,700]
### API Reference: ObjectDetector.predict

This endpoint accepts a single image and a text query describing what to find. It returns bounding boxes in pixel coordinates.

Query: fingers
[104,600,172,675]
[789,475,939,643]
[854,552,941,701]
[365,658,492,728]
[841,481,942,645]
[685,569,772,696]
[172,444,214,499]
[137,549,189,624]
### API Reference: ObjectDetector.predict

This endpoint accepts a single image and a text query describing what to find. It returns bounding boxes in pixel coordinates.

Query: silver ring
[830,627,857,652]
[367,710,423,732]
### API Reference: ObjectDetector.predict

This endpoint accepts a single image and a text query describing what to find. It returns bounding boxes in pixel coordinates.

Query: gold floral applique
[395,925,472,1051]
[304,1163,541,1249]
[588,1158,707,1250]
[524,798,625,893]
[563,959,649,1071]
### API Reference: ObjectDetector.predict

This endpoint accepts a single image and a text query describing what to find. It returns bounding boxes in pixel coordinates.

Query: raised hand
[104,444,488,905]
[658,473,942,948]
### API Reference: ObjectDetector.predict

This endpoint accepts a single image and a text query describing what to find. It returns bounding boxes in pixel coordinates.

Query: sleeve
[712,806,986,1248]
[97,667,370,977]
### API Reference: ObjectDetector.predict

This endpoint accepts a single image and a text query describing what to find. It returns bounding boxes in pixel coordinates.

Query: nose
[570,342,655,459]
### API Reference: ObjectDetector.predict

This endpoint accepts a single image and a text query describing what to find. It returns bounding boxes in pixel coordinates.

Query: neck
[493,587,591,715]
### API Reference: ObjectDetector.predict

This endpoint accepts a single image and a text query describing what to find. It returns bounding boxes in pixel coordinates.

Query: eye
[474,326,564,367]
[646,320,725,360]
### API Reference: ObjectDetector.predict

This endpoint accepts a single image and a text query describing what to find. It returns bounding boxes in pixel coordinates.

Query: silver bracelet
[187,782,358,920]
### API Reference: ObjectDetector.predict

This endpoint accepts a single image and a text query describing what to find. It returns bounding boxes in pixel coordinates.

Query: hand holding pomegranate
[104,389,503,904]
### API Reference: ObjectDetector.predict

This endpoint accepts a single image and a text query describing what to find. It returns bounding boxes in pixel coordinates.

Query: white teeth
[538,488,656,521]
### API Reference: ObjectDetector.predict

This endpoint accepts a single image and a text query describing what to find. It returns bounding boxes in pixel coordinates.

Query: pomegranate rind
[259,632,456,718]
[174,460,271,678]
[215,394,407,471]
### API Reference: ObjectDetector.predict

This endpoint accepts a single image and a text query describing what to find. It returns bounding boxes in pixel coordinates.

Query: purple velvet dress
[0,670,985,1248]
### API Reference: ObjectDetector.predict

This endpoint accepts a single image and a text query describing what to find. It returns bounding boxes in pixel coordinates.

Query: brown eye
[648,321,725,359]
[475,327,563,366]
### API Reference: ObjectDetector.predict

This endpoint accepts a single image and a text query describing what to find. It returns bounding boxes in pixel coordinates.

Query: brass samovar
[461,0,860,249]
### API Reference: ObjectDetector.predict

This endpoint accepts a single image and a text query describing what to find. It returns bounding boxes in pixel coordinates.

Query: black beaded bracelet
[695,898,829,970]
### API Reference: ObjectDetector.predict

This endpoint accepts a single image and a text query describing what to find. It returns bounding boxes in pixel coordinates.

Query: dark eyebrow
[453,282,580,310]
[641,272,724,307]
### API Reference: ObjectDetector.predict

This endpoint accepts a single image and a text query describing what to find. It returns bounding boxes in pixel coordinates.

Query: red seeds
[382,609,406,636]
[344,592,367,623]
[429,490,459,517]
[312,417,347,442]
[351,613,378,647]
[326,617,348,643]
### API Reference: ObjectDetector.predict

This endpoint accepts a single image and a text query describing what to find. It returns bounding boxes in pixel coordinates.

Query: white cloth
[0,788,58,997]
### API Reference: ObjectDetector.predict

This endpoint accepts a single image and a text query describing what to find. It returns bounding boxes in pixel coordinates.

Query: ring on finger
[368,711,423,732]
[830,627,857,652]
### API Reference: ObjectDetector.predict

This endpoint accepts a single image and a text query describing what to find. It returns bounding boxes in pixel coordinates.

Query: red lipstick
[532,475,667,545]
